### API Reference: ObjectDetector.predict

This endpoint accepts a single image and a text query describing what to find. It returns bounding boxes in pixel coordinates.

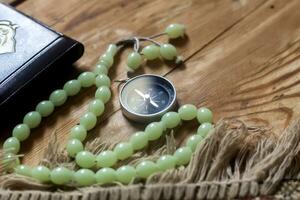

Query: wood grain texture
[9,0,300,166]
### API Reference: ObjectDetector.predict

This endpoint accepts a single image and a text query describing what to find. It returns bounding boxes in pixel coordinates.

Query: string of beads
[2,23,214,186]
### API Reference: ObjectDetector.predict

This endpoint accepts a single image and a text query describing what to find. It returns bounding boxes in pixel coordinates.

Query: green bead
[95,86,111,103]
[94,64,108,75]
[95,74,111,87]
[74,169,95,186]
[75,151,96,168]
[31,166,50,183]
[178,104,197,120]
[156,155,177,171]
[165,23,185,39]
[99,53,114,68]
[186,135,203,152]
[12,124,30,141]
[197,122,213,137]
[145,122,164,141]
[130,131,148,150]
[36,100,54,117]
[197,107,213,123]
[49,90,67,106]
[96,167,116,184]
[116,165,136,184]
[2,153,20,170]
[136,161,158,178]
[114,142,133,160]
[66,139,84,157]
[96,150,117,168]
[80,112,97,131]
[63,80,81,96]
[127,52,142,70]
[3,137,20,154]
[88,99,105,117]
[160,44,177,60]
[161,112,181,129]
[15,165,31,177]
[106,44,118,56]
[174,147,192,166]
[50,167,73,185]
[70,125,87,141]
[78,72,95,88]
[23,111,42,129]
[141,45,160,60]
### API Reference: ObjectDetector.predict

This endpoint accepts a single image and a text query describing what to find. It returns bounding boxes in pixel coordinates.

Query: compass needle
[134,89,146,99]
[150,99,159,108]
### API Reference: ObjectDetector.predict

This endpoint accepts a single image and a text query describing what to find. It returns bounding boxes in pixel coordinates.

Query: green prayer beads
[95,86,111,103]
[165,23,185,39]
[99,53,114,68]
[114,142,133,160]
[36,100,54,117]
[78,72,95,87]
[96,168,116,184]
[156,155,177,171]
[186,135,203,152]
[174,147,193,166]
[127,52,142,70]
[12,124,30,141]
[63,80,81,96]
[197,107,213,123]
[96,150,117,168]
[136,161,158,178]
[50,167,73,185]
[31,166,51,183]
[178,104,197,120]
[49,89,67,107]
[130,131,148,150]
[88,99,105,117]
[2,153,19,169]
[75,151,96,168]
[23,111,41,129]
[3,137,20,154]
[15,165,31,177]
[160,44,177,60]
[66,139,84,157]
[95,74,111,87]
[74,169,95,186]
[69,125,87,141]
[116,166,136,184]
[80,112,97,131]
[145,122,163,141]
[161,112,181,129]
[3,23,217,188]
[141,45,160,60]
[197,122,213,137]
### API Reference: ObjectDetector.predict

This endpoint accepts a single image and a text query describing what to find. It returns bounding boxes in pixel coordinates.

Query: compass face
[120,74,176,123]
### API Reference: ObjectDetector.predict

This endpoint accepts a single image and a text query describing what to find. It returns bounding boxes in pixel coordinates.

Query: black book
[0,3,84,130]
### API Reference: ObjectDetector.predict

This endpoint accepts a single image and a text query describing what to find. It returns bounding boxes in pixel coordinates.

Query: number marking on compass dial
[120,74,176,122]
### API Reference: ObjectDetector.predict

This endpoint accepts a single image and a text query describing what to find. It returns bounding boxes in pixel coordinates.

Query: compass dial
[120,74,176,123]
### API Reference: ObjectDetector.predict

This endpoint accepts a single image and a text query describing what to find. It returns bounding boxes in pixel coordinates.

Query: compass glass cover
[121,75,175,116]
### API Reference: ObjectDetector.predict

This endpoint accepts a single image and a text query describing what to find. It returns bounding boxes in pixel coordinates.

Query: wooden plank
[10,0,300,166]
[16,0,91,26]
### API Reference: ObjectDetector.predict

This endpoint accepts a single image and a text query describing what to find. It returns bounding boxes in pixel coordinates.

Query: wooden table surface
[2,0,300,167]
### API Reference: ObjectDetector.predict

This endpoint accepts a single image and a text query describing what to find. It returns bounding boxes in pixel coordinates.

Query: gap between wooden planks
[10,0,300,166]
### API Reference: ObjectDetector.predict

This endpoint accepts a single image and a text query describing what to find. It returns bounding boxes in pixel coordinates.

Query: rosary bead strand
[2,23,217,187]
[141,45,160,60]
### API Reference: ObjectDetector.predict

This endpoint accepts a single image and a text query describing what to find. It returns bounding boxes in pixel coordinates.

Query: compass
[119,74,177,123]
